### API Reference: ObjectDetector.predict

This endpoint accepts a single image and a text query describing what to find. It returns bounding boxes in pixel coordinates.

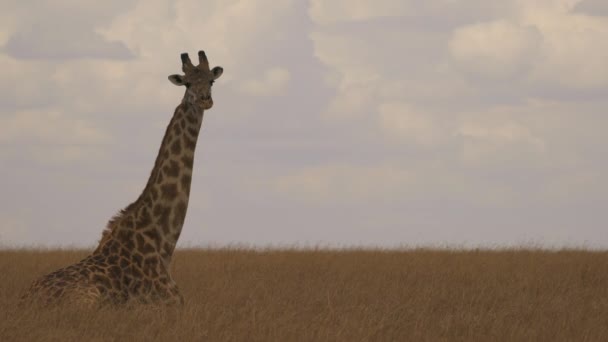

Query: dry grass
[1,248,607,341]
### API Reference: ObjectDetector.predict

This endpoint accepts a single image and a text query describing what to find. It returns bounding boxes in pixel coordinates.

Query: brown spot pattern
[187,127,198,137]
[181,155,193,169]
[180,174,192,195]
[183,136,196,150]
[163,160,180,178]
[170,139,182,154]
[160,183,178,200]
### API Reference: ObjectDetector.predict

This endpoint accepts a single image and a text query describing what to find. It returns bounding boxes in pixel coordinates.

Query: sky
[0,0,607,249]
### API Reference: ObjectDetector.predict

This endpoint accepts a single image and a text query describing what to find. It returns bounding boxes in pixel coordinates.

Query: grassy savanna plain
[1,248,607,341]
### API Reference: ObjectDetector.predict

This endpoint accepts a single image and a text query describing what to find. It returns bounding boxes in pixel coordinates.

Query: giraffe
[21,50,223,306]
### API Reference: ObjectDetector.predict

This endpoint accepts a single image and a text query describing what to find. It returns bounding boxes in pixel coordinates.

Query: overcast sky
[1,0,607,248]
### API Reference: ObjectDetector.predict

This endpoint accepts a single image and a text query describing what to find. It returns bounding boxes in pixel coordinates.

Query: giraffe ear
[168,74,186,86]
[211,66,223,80]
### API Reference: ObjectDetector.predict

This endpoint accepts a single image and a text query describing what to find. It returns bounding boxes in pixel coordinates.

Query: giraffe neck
[97,103,205,269]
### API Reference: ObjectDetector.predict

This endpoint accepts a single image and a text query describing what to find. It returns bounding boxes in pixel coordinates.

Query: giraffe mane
[94,202,137,253]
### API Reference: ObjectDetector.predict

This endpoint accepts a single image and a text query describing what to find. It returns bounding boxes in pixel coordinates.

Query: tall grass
[1,248,607,341]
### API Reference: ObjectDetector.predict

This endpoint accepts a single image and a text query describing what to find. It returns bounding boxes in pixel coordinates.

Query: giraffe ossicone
[21,50,224,306]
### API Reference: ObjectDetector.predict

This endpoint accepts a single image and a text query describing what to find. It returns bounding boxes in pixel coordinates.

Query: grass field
[1,248,607,341]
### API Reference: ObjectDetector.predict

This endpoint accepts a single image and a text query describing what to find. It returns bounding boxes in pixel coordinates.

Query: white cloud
[273,163,414,202]
[237,67,291,96]
[457,120,546,163]
[309,0,410,25]
[0,1,136,60]
[99,0,296,84]
[378,102,445,146]
[526,11,608,88]
[3,25,134,60]
[458,121,544,147]
[451,99,608,171]
[0,108,110,162]
[0,0,606,248]
[449,2,608,88]
[449,20,543,79]
[0,55,55,108]
[309,30,381,91]
[309,30,384,118]
[270,159,535,208]
[575,0,608,16]
[308,9,477,121]
[309,0,517,27]
[0,108,109,145]
[0,0,302,162]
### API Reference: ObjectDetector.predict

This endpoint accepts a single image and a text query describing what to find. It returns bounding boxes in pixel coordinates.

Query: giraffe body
[22,51,223,306]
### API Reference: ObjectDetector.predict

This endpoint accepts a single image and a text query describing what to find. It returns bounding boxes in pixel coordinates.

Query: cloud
[273,163,414,202]
[0,0,304,162]
[449,20,543,79]
[308,0,515,27]
[377,102,445,146]
[309,0,410,25]
[237,67,291,96]
[270,158,533,208]
[573,0,608,16]
[0,0,301,117]
[457,120,546,164]
[0,108,110,162]
[458,121,544,148]
[527,10,608,89]
[0,1,137,60]
[309,30,383,118]
[452,99,608,173]
[99,0,297,84]
[309,26,456,119]
[448,3,608,89]
[0,108,109,145]
[0,0,606,248]
[3,25,134,60]
[0,55,57,109]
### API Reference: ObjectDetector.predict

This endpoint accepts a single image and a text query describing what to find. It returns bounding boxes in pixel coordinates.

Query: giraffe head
[168,50,223,110]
